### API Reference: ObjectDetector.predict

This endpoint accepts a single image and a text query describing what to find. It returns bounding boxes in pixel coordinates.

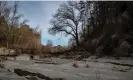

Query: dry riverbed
[1,56,133,80]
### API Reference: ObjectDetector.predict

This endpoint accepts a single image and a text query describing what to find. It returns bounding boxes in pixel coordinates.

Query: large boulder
[91,39,98,47]
[5,49,16,56]
[111,34,120,49]
[117,41,131,56]
[97,34,106,46]
[0,47,16,56]
[123,34,133,45]
[84,40,91,51]
[90,39,98,53]
[95,46,104,55]
[111,34,120,40]
[96,33,113,55]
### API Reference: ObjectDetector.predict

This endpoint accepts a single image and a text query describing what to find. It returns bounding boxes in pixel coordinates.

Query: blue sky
[17,1,70,46]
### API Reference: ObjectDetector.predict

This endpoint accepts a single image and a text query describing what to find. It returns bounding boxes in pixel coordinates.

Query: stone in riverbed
[117,41,131,56]
[25,76,38,80]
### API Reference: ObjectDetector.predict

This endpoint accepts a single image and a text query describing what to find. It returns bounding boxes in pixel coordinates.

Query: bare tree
[48,1,83,46]
[0,1,29,48]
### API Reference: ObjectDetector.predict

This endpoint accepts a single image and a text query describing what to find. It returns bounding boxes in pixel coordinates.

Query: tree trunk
[75,35,79,46]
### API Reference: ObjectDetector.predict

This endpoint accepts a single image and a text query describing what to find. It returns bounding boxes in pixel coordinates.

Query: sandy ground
[1,57,133,80]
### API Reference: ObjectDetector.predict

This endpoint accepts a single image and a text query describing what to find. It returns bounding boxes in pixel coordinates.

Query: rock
[91,39,98,47]
[123,34,133,45]
[96,46,104,54]
[111,34,120,49]
[16,54,30,60]
[0,47,6,55]
[0,47,17,56]
[26,76,38,80]
[14,69,64,80]
[121,11,131,20]
[16,49,22,54]
[14,69,33,76]
[111,34,120,40]
[117,41,131,56]
[72,62,79,68]
[84,39,98,53]
[9,49,16,55]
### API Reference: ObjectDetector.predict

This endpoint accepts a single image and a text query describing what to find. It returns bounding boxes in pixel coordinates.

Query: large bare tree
[48,1,84,46]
